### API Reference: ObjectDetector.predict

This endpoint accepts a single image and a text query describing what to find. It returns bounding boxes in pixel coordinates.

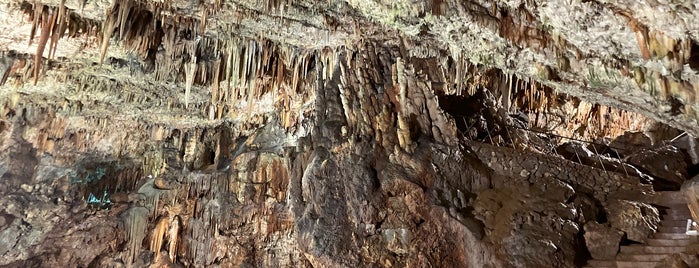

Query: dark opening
[688,40,699,71]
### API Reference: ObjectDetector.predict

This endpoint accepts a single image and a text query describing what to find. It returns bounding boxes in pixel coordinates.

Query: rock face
[583,222,623,260]
[606,200,660,243]
[627,145,689,189]
[0,0,697,267]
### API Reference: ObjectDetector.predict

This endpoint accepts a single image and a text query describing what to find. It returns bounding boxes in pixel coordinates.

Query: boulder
[609,131,653,156]
[583,222,623,260]
[605,200,659,243]
[627,145,688,189]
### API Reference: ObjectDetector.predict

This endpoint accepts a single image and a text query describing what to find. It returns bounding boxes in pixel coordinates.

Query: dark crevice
[688,40,699,71]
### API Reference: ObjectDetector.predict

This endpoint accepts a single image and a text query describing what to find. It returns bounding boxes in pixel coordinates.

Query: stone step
[654,233,691,239]
[661,214,692,220]
[616,261,660,268]
[663,209,691,215]
[620,245,687,254]
[646,238,693,246]
[659,204,689,212]
[661,219,690,228]
[653,191,687,205]
[616,253,673,262]
[659,226,688,233]
[583,259,616,267]
[663,207,691,213]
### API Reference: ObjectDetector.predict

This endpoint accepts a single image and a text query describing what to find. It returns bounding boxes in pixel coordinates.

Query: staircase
[585,192,698,268]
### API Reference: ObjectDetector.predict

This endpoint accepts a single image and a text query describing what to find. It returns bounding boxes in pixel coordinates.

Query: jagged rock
[583,222,623,260]
[474,180,581,268]
[609,131,653,156]
[557,142,654,184]
[605,199,659,243]
[573,194,601,223]
[627,145,688,189]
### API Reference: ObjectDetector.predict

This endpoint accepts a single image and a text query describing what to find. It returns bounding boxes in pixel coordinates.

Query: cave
[1,0,699,267]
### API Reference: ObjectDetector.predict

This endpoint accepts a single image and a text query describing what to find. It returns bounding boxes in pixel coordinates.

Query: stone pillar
[681,176,699,222]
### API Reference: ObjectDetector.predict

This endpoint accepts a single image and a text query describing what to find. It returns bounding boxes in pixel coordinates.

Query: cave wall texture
[1,0,699,267]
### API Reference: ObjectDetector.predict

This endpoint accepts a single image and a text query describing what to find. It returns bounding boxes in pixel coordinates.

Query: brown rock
[627,145,688,189]
[606,199,659,243]
[609,131,653,156]
[583,222,623,260]
[154,174,179,190]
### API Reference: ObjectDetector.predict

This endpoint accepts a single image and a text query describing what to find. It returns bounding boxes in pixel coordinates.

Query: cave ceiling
[0,0,697,134]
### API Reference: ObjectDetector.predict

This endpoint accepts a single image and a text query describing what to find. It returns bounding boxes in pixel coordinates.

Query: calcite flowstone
[583,222,623,260]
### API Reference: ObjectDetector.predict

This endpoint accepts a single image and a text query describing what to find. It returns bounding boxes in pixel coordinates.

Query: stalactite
[150,216,170,255]
[100,6,118,64]
[28,1,42,46]
[34,7,52,85]
[48,0,67,60]
[185,56,197,109]
[117,0,132,40]
[211,59,221,105]
[167,215,181,262]
[124,206,149,265]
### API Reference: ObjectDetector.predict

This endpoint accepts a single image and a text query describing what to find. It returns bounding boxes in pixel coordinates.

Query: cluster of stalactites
[263,0,292,12]
[508,74,558,113]
[444,52,502,97]
[82,0,349,124]
[25,0,68,85]
[13,1,99,86]
[99,0,181,64]
[444,53,562,115]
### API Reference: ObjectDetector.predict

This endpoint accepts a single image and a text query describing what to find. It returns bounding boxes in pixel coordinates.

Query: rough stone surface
[606,199,660,243]
[0,0,695,267]
[583,222,623,260]
[627,145,689,188]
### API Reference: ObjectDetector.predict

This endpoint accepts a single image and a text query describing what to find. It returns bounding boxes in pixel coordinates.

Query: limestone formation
[0,0,699,267]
